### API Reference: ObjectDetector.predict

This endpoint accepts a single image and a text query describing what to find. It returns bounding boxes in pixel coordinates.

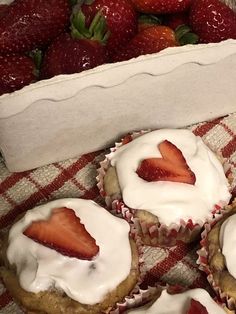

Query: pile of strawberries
[0,0,235,96]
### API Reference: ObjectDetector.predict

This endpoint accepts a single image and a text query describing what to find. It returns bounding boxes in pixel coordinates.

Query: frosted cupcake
[198,201,236,311]
[0,198,139,314]
[126,288,227,314]
[98,129,231,246]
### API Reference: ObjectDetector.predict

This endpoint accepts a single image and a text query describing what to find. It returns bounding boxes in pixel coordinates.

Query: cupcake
[126,288,227,313]
[98,129,231,246]
[198,200,236,311]
[0,198,139,314]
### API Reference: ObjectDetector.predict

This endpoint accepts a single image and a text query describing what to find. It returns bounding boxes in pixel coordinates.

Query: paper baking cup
[197,202,236,311]
[109,234,160,314]
[110,286,160,314]
[114,201,226,247]
[111,284,230,313]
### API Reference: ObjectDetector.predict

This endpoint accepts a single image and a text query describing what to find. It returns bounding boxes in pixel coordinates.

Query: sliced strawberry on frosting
[187,298,209,314]
[23,207,99,260]
[136,140,196,184]
[159,140,188,167]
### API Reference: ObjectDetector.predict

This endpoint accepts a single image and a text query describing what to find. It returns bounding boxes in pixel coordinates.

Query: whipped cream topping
[7,198,132,305]
[109,129,231,226]
[127,288,225,313]
[220,214,236,279]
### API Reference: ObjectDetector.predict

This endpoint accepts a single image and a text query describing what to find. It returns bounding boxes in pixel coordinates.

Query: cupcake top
[220,213,236,279]
[108,129,231,226]
[7,198,132,305]
[127,288,225,313]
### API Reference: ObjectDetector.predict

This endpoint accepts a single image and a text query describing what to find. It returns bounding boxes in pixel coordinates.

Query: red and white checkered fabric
[1,113,236,313]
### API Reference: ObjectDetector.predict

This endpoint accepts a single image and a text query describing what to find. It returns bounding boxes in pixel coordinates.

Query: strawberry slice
[159,140,188,167]
[136,140,196,184]
[23,207,99,260]
[186,298,209,314]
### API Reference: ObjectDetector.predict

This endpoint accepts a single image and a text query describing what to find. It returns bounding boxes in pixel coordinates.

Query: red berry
[41,33,108,79]
[81,0,138,57]
[164,12,189,30]
[0,4,8,19]
[0,54,36,96]
[0,0,70,54]
[130,0,192,14]
[189,0,236,43]
[112,25,178,62]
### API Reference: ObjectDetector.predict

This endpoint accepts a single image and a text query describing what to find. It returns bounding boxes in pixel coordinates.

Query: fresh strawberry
[41,33,107,78]
[138,14,162,32]
[0,54,37,96]
[189,0,236,43]
[130,0,192,14]
[23,207,99,260]
[0,0,70,54]
[187,298,209,314]
[41,11,109,79]
[164,12,189,30]
[112,25,178,62]
[136,140,196,184]
[163,12,199,46]
[80,0,138,57]
[0,4,8,19]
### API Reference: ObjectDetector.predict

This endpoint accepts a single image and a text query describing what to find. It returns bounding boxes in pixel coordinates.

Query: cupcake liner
[110,284,230,313]
[109,231,160,314]
[197,200,236,311]
[113,201,226,247]
[110,286,160,314]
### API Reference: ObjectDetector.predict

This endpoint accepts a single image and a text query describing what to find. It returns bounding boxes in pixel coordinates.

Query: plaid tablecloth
[1,113,236,313]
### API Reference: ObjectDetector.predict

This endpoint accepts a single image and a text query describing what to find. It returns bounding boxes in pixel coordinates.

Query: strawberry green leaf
[138,14,163,26]
[71,10,91,38]
[71,9,110,44]
[175,24,199,45]
[89,11,110,43]
[28,49,43,78]
[179,32,199,45]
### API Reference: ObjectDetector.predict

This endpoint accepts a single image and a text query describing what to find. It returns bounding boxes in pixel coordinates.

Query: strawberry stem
[175,25,199,45]
[71,10,110,44]
[89,12,111,42]
[28,49,43,78]
[138,14,163,26]
[71,10,91,38]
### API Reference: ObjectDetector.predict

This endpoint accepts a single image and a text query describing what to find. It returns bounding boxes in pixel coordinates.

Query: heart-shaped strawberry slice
[136,140,196,184]
[23,207,99,260]
[186,298,209,314]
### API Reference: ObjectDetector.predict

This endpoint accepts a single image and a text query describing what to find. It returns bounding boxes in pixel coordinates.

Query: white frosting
[127,288,225,313]
[109,129,231,226]
[220,214,236,279]
[7,198,132,305]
